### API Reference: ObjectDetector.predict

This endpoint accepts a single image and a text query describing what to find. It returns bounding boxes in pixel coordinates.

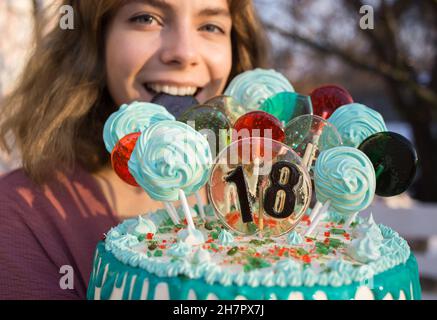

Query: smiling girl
[0,0,267,299]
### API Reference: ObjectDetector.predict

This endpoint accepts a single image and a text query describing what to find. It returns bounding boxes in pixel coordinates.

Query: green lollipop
[260,92,313,124]
[178,104,232,158]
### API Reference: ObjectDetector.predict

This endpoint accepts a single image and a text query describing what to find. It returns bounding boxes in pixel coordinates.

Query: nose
[159,27,200,68]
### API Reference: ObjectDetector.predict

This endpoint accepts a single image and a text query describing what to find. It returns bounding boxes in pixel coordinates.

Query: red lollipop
[310,85,353,119]
[233,111,285,143]
[111,132,141,187]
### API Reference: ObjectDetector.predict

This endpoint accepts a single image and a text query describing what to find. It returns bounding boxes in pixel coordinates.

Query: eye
[200,24,225,34]
[129,13,161,26]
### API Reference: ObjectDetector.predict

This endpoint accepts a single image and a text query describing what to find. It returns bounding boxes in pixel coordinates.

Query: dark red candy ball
[233,111,285,143]
[310,85,353,119]
[111,132,141,187]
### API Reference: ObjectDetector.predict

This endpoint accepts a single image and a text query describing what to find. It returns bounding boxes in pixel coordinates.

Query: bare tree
[260,0,437,201]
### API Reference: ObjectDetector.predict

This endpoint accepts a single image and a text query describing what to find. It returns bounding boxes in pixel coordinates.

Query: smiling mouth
[144,83,202,97]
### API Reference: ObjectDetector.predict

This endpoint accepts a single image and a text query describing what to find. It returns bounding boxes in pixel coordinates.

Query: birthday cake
[88,69,421,300]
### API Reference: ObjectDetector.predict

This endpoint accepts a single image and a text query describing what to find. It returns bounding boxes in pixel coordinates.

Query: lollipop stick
[164,202,180,225]
[305,200,330,237]
[179,189,196,231]
[248,157,261,196]
[309,201,323,221]
[345,211,359,227]
[194,191,206,220]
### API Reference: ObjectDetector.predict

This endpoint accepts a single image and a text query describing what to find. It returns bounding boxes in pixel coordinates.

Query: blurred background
[0,0,436,299]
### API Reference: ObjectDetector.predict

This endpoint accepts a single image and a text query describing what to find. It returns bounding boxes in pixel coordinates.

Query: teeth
[148,84,197,96]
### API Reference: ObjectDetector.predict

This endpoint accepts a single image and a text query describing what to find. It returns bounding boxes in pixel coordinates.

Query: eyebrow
[129,0,230,18]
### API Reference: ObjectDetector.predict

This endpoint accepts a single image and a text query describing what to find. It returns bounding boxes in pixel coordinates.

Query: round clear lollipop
[178,104,232,159]
[284,114,343,175]
[204,95,243,124]
[208,137,312,237]
[260,92,313,124]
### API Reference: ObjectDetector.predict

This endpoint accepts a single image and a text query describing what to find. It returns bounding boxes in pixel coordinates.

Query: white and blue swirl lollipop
[305,146,376,236]
[129,120,213,245]
[224,68,294,113]
[328,103,387,148]
[103,101,175,153]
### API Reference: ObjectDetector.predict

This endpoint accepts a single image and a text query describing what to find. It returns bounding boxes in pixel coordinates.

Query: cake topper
[208,137,312,237]
[305,146,376,236]
[128,120,213,244]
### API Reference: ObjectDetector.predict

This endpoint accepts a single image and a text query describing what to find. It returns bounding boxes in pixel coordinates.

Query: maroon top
[0,166,119,300]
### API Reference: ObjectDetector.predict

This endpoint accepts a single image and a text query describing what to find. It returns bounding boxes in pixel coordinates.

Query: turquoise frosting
[328,103,387,147]
[224,68,294,112]
[217,229,234,246]
[131,216,157,237]
[192,248,211,265]
[103,101,174,153]
[167,242,192,258]
[176,228,206,245]
[287,231,304,245]
[98,206,414,290]
[88,241,421,299]
[352,214,384,243]
[128,120,212,201]
[315,146,376,214]
[347,233,382,263]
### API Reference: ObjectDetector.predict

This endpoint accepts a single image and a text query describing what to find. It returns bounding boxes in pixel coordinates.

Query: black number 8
[263,161,300,219]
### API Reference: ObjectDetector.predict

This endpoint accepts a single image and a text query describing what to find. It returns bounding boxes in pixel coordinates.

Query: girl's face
[105,0,233,106]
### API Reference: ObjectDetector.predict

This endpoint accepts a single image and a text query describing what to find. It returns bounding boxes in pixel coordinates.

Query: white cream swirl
[128,120,212,201]
[103,101,175,153]
[224,68,294,112]
[314,146,376,215]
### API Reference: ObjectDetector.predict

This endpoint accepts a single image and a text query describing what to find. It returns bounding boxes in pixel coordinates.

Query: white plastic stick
[305,200,331,237]
[164,202,180,225]
[195,191,206,220]
[248,157,261,196]
[179,189,196,231]
[309,201,323,221]
[345,211,359,227]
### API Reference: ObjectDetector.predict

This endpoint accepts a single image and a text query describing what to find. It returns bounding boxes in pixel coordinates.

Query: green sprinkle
[137,234,146,242]
[210,243,219,250]
[246,247,257,255]
[350,221,359,228]
[328,238,343,248]
[153,250,163,257]
[175,224,185,229]
[247,256,271,269]
[211,231,219,240]
[227,247,239,256]
[148,242,158,251]
[296,248,309,256]
[247,222,258,234]
[204,222,214,230]
[249,239,264,246]
[263,238,275,244]
[330,228,346,235]
[244,264,254,273]
[146,252,152,257]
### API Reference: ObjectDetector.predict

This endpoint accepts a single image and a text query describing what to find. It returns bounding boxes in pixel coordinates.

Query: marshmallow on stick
[305,146,376,236]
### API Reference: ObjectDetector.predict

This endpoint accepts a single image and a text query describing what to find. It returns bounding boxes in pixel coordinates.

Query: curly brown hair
[0,0,269,185]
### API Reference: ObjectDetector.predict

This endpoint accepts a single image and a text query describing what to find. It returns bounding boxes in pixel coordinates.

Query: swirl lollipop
[103,101,175,153]
[328,103,387,148]
[310,85,353,119]
[224,68,294,112]
[305,146,376,236]
[129,120,212,244]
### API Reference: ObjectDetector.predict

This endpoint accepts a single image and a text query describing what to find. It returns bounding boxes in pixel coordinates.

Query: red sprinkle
[302,255,311,264]
[146,233,154,240]
[343,233,350,238]
[305,238,313,243]
[324,232,331,238]
[278,248,286,257]
[159,245,166,249]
